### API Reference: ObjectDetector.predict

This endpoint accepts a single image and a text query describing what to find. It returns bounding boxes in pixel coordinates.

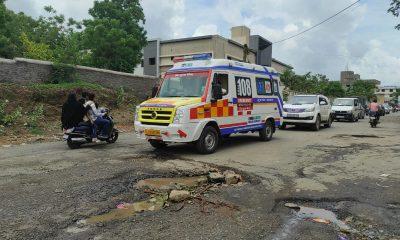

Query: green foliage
[0,99,6,123]
[50,63,77,84]
[2,106,22,126]
[20,33,54,61]
[82,0,147,72]
[345,80,376,100]
[26,104,44,128]
[388,0,400,30]
[280,70,345,98]
[116,86,126,107]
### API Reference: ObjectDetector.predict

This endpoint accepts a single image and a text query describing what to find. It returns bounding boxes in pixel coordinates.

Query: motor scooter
[369,111,379,128]
[63,108,118,149]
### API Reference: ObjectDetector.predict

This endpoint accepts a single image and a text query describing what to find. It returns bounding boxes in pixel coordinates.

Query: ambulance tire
[196,126,219,154]
[149,140,167,149]
[259,120,273,142]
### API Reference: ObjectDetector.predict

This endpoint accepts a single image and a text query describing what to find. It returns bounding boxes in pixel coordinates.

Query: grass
[29,80,104,91]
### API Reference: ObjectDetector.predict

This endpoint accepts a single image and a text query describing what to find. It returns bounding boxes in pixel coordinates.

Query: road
[1,113,399,240]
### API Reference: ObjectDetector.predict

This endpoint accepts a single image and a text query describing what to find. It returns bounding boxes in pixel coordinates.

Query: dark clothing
[61,95,86,130]
[94,117,110,137]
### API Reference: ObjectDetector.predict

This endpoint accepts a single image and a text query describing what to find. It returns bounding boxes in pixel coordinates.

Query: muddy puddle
[136,175,208,190]
[82,195,168,224]
[272,203,352,240]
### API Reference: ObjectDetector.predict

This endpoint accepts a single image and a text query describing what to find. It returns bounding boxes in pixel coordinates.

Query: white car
[332,98,363,122]
[281,95,333,131]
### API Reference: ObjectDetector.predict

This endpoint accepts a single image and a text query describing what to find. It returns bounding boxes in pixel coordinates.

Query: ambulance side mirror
[151,85,159,98]
[212,83,223,101]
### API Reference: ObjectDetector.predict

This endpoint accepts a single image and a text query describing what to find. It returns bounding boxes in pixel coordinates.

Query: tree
[20,33,54,61]
[0,0,37,58]
[346,80,376,100]
[82,0,147,72]
[280,70,345,98]
[388,0,400,30]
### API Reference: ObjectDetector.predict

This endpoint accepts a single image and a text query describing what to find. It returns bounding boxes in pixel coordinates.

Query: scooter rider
[369,98,380,121]
[84,93,111,139]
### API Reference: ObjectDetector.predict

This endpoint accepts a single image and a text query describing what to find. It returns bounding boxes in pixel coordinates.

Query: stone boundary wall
[0,58,159,100]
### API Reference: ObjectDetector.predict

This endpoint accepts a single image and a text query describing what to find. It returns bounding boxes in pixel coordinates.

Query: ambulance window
[214,73,229,95]
[256,78,273,96]
[273,80,279,95]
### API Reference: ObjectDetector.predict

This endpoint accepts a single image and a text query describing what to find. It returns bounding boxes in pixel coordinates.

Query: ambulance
[134,54,283,154]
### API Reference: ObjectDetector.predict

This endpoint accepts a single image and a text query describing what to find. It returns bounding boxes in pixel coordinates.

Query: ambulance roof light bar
[173,53,212,63]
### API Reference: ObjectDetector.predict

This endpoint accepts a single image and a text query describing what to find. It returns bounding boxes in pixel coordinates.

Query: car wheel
[312,115,321,131]
[196,126,219,154]
[324,116,332,128]
[259,120,274,141]
[149,140,167,149]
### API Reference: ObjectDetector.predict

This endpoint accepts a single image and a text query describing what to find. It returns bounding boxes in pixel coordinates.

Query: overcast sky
[5,0,400,86]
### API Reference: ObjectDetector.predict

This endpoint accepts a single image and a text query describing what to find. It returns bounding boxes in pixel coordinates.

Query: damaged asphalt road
[1,114,400,240]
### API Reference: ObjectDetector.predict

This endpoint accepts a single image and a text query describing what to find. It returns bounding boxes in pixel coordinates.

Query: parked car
[281,94,332,131]
[383,104,391,114]
[331,98,363,122]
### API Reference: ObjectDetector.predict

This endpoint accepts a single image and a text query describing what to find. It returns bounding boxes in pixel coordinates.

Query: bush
[116,87,126,107]
[0,100,6,123]
[49,63,77,84]
[2,107,22,126]
[26,104,44,128]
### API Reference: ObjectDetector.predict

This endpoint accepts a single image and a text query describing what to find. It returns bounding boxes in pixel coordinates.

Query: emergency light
[173,53,212,63]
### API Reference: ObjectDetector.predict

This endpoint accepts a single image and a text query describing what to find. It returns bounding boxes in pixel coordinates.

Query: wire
[273,0,361,44]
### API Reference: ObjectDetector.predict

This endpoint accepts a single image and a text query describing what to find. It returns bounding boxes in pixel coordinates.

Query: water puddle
[296,206,350,231]
[84,195,167,224]
[136,175,208,190]
[284,203,350,231]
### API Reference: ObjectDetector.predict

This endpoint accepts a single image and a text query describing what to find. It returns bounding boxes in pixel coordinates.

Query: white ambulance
[134,54,283,154]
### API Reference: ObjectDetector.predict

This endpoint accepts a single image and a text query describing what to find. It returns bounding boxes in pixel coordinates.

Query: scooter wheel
[67,138,82,149]
[106,129,119,143]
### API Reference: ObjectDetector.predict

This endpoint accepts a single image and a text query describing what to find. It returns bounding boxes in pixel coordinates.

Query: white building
[375,86,399,103]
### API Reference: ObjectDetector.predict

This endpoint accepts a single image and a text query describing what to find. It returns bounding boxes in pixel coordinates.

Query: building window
[149,58,156,65]
[140,59,144,67]
[382,89,385,92]
[390,89,393,92]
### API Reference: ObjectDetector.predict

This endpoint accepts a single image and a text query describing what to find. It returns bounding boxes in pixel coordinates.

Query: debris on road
[284,202,300,209]
[311,218,331,224]
[208,172,225,183]
[169,190,191,202]
[223,170,242,185]
[136,175,208,191]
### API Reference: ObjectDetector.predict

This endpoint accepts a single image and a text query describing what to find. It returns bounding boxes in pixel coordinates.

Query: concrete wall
[0,58,159,100]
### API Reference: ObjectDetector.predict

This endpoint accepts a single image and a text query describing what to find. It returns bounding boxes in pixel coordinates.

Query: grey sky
[5,0,400,85]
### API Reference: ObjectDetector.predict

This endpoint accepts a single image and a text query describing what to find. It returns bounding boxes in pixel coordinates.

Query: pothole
[66,170,244,232]
[332,134,383,139]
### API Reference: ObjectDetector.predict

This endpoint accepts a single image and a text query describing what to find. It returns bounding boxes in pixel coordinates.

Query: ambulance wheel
[196,126,219,154]
[259,120,273,142]
[149,140,167,149]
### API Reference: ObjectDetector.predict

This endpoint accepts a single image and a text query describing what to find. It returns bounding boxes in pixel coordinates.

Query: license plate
[144,129,161,136]
[336,115,344,118]
[287,114,299,118]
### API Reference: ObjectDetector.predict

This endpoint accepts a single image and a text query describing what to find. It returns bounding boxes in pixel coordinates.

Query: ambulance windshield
[158,72,208,98]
